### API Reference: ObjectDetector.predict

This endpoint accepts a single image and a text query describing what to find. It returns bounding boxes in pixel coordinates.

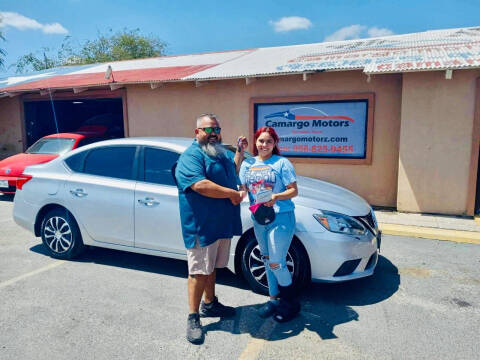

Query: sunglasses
[198,127,221,134]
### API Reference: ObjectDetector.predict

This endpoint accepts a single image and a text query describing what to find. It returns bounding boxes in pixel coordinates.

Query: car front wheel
[41,208,84,259]
[240,232,309,295]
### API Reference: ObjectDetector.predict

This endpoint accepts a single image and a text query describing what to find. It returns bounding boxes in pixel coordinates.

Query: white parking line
[0,261,65,289]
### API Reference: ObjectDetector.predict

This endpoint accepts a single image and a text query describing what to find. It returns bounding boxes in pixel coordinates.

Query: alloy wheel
[43,216,73,254]
[248,244,295,289]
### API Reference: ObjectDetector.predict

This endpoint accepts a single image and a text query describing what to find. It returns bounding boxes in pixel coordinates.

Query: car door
[64,145,138,246]
[134,146,184,254]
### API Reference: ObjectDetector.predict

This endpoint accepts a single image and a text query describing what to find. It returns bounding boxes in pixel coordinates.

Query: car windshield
[222,144,253,158]
[26,138,76,155]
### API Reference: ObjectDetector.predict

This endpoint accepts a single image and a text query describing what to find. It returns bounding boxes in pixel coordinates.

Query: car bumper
[13,191,37,234]
[296,230,379,282]
[0,176,18,194]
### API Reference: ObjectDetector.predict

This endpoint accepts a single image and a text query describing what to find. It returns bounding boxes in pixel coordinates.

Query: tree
[0,31,5,69]
[0,15,6,69]
[13,48,57,73]
[12,28,166,74]
[79,28,165,64]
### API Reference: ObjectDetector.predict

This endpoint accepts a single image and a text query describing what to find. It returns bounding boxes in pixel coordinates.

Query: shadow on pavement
[204,255,399,341]
[29,244,250,291]
[30,244,399,341]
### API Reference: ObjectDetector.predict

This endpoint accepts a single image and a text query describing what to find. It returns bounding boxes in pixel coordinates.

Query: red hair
[253,126,281,156]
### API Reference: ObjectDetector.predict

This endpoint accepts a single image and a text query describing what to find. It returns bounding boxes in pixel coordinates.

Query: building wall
[398,69,480,215]
[126,71,403,207]
[0,97,23,160]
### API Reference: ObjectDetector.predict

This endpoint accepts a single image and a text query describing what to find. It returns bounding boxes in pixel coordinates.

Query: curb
[379,223,480,245]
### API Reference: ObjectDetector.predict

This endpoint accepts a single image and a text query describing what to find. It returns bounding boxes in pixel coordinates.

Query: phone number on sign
[283,145,355,153]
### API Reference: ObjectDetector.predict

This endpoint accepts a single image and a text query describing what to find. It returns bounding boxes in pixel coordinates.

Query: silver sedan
[13,137,380,294]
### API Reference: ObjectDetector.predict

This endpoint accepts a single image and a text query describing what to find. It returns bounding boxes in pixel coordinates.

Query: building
[1,26,480,216]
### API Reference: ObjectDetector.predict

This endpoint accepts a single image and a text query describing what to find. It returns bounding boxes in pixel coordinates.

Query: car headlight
[313,210,367,235]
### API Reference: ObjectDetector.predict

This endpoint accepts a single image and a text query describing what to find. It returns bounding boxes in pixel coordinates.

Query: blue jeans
[253,211,296,297]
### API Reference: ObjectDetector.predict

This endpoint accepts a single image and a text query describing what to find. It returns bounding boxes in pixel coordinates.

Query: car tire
[40,208,84,259]
[240,232,309,295]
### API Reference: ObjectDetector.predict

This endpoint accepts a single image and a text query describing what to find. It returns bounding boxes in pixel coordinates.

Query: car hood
[295,175,371,216]
[0,153,58,177]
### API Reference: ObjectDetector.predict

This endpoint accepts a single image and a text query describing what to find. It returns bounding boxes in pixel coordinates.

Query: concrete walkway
[375,209,480,245]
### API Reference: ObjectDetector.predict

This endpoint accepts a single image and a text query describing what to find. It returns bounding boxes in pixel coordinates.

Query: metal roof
[1,26,480,94]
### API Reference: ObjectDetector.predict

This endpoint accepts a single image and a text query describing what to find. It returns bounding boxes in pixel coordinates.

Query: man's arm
[191,179,244,205]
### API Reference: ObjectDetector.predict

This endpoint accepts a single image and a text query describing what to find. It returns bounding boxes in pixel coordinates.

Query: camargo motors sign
[253,98,370,159]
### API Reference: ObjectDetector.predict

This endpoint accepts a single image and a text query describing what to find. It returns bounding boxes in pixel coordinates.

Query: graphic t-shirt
[239,155,296,213]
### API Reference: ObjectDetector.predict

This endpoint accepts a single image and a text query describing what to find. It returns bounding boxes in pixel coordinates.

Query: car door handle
[70,188,88,197]
[138,197,160,206]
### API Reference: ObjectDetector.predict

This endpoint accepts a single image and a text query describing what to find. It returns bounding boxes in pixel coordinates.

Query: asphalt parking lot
[0,195,479,360]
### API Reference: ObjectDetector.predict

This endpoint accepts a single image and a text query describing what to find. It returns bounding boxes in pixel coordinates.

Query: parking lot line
[0,260,65,289]
[238,318,278,360]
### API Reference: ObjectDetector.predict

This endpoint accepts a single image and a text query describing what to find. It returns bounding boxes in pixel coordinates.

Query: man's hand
[229,190,245,205]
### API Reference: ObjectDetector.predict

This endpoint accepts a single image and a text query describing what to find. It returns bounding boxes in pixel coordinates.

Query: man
[175,113,247,344]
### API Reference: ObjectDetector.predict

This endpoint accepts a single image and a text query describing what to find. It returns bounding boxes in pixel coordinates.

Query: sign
[254,99,369,158]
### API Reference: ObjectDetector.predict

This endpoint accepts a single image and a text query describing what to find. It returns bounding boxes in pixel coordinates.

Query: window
[83,146,136,180]
[64,151,88,172]
[144,147,180,186]
[26,138,76,155]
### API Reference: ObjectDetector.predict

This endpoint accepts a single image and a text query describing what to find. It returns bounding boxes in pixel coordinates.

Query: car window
[26,138,76,155]
[64,151,88,172]
[84,146,136,180]
[144,147,180,186]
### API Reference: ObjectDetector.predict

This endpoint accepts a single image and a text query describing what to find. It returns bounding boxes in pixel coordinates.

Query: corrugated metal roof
[1,26,480,93]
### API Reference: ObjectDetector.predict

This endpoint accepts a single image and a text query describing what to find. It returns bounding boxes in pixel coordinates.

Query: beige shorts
[187,238,231,275]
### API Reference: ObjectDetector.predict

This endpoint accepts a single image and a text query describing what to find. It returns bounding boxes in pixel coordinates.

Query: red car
[0,133,102,194]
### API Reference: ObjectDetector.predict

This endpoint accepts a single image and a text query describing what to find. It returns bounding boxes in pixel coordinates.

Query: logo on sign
[264,107,354,130]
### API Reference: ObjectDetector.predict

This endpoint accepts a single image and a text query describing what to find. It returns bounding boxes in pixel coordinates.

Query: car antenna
[47,87,61,152]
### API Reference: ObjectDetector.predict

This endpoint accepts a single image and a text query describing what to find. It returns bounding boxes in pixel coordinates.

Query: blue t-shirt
[239,155,296,213]
[175,140,242,249]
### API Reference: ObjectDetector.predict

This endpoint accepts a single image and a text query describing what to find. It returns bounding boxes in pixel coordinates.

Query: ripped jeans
[253,211,296,297]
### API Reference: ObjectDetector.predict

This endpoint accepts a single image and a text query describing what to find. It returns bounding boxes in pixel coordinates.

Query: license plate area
[0,180,8,188]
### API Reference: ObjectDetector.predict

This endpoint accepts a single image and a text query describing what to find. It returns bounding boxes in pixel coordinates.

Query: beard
[200,139,225,158]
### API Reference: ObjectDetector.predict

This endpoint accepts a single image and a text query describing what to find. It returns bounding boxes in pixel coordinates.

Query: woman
[239,126,300,322]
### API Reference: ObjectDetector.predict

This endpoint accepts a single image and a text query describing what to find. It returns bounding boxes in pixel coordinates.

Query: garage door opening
[23,98,124,147]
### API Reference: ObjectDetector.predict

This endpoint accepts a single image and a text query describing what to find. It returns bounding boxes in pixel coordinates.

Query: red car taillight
[16,175,33,190]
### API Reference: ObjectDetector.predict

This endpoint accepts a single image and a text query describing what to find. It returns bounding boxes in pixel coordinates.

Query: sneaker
[199,296,236,318]
[186,313,204,344]
[257,301,277,318]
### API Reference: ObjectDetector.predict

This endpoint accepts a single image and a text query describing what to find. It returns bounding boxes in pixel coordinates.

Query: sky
[0,0,479,76]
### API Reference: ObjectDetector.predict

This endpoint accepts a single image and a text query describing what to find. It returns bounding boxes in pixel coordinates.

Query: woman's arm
[234,136,248,174]
[264,182,298,207]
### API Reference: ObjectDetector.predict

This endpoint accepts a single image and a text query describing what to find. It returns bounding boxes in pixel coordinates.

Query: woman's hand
[264,194,277,207]
[237,136,248,153]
